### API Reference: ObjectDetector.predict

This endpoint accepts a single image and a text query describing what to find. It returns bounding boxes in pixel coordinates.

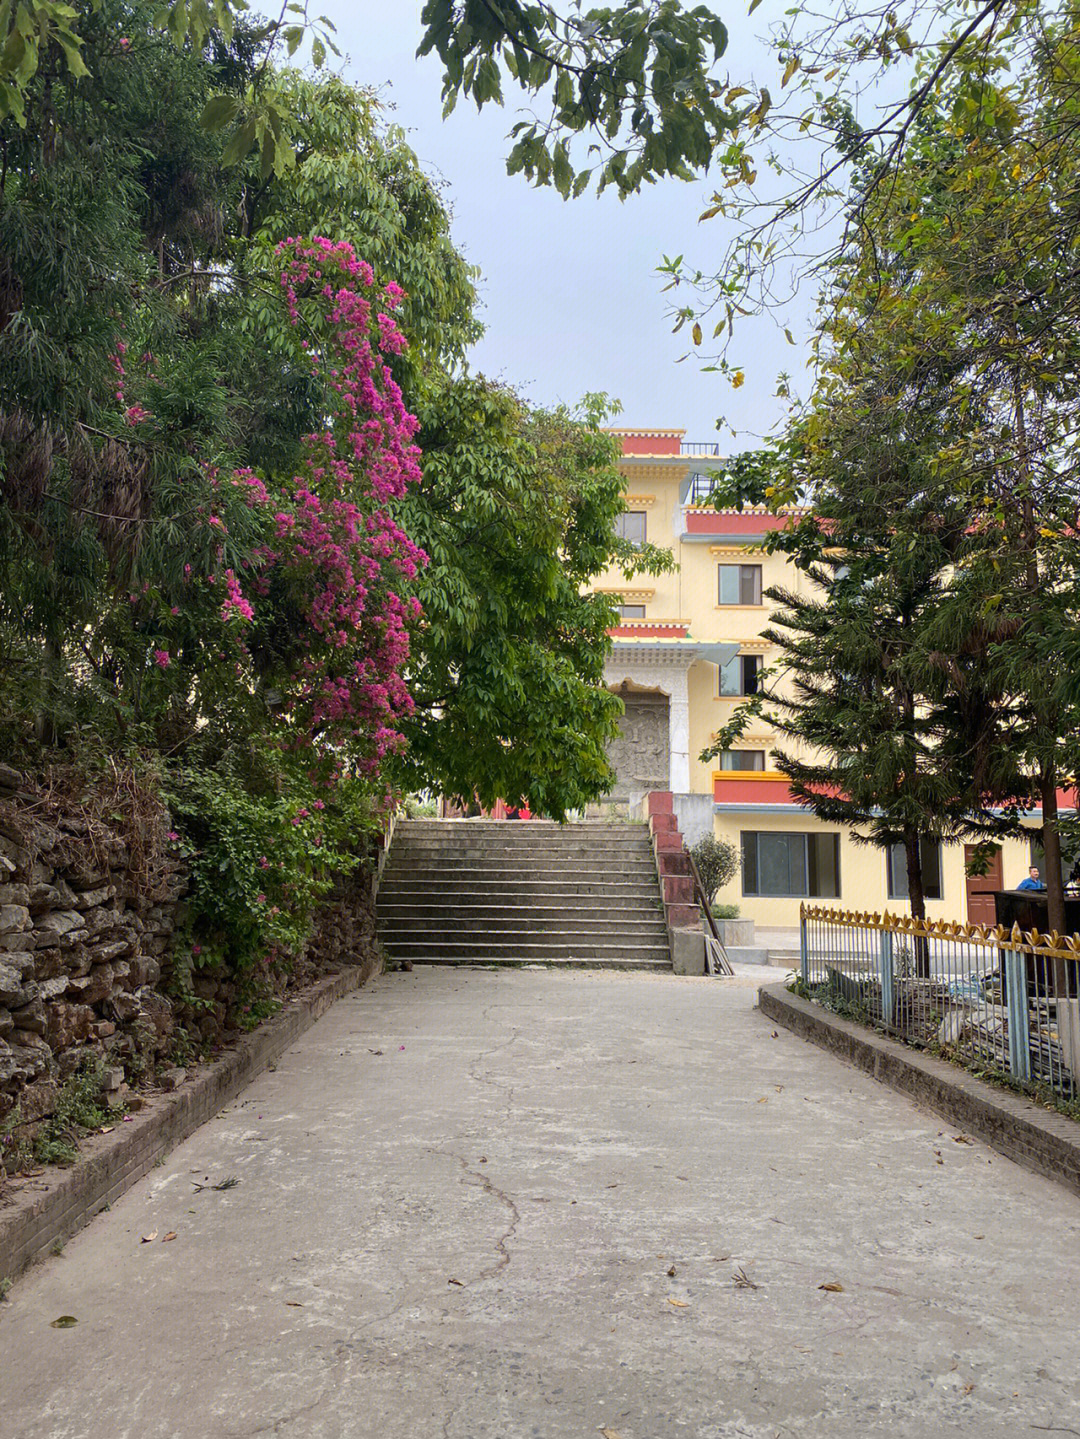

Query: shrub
[690,835,739,906]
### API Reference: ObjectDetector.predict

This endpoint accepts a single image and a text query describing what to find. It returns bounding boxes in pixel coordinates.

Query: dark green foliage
[418,0,732,196]
[690,834,738,905]
[400,381,655,817]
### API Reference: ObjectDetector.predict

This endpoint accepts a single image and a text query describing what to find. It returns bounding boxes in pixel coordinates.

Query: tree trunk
[1041,766,1067,934]
[1038,766,1071,1003]
[903,827,930,978]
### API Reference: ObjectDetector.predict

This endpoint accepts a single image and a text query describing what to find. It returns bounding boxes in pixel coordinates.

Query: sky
[319,4,812,453]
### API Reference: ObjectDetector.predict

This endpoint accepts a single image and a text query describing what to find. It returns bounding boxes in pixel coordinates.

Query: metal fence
[799,904,1080,1101]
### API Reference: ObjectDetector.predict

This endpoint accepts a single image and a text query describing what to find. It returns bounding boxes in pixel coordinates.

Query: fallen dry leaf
[962,1382,975,1395]
[50,1315,78,1329]
[285,1301,304,1308]
[953,1135,974,1145]
[818,1281,844,1293]
[100,1126,114,1134]
[757,1098,768,1104]
[733,1267,760,1290]
[162,1232,177,1243]
[599,1429,624,1439]
[141,1231,158,1243]
[667,1298,689,1308]
[447,1278,464,1287]
[667,1264,677,1278]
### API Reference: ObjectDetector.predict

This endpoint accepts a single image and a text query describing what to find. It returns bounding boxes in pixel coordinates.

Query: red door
[965,845,1003,926]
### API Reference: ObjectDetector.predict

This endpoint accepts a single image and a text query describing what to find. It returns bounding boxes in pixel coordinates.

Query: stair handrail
[685,846,734,976]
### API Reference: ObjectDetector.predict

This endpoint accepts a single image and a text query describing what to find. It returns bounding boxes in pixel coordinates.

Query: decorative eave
[608,637,740,668]
[594,585,655,600]
[623,493,656,507]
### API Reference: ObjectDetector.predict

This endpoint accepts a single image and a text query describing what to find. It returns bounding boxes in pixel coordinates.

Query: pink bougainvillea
[131,238,424,793]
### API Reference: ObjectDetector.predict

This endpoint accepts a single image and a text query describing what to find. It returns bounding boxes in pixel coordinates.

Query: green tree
[399,379,671,816]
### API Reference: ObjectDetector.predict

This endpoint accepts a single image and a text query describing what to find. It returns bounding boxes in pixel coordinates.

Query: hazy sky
[320,4,810,452]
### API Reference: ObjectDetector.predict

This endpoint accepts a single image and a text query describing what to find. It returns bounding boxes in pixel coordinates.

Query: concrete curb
[759,982,1080,1197]
[0,961,378,1287]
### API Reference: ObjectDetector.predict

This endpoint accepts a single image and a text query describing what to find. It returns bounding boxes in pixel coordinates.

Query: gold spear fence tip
[800,905,1080,960]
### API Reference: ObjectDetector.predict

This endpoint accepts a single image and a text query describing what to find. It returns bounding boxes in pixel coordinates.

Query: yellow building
[593,427,1056,929]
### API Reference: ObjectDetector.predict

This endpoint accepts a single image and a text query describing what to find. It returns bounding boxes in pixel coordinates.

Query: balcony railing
[681,441,723,456]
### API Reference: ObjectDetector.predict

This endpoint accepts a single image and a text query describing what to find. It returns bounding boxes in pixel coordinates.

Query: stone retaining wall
[0,764,380,1169]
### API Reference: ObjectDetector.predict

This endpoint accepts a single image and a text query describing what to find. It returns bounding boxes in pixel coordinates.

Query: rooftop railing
[681,441,723,456]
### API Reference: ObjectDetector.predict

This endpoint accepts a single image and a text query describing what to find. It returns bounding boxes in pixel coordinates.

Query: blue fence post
[880,927,895,1029]
[800,907,809,985]
[1004,946,1031,1083]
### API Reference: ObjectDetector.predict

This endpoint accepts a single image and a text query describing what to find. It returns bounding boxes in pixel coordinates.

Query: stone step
[389,841,655,859]
[379,915,669,939]
[382,937,673,963]
[379,857,658,880]
[379,819,672,971]
[388,954,673,971]
[377,903,665,924]
[378,880,665,901]
[396,823,650,834]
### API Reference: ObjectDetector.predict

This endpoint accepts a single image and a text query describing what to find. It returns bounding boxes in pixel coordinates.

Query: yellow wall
[711,813,1037,928]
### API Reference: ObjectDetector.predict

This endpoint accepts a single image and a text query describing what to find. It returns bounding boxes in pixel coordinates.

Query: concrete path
[2,967,1079,1438]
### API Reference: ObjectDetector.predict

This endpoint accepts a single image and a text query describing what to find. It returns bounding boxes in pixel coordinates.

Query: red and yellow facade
[593,428,1069,926]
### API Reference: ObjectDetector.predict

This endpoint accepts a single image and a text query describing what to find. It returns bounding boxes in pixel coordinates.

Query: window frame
[719,750,766,771]
[718,563,763,606]
[719,653,762,697]
[616,603,646,619]
[741,830,841,898]
[886,838,943,902]
[615,510,647,546]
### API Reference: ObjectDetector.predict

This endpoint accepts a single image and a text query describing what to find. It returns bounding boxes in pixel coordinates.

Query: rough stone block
[91,939,131,965]
[0,884,30,907]
[0,1006,12,1040]
[0,931,37,952]
[72,885,115,911]
[12,997,46,1035]
[0,962,28,1006]
[0,903,31,933]
[36,909,85,938]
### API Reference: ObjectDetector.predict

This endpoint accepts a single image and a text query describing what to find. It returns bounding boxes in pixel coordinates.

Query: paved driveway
[2,966,1079,1438]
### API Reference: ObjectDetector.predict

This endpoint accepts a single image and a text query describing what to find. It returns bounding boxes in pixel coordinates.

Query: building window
[719,654,762,696]
[742,831,841,898]
[718,563,762,605]
[616,604,646,619]
[887,839,943,901]
[615,511,647,546]
[720,750,765,771]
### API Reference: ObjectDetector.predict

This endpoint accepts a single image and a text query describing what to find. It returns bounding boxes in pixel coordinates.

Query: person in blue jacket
[1017,865,1045,891]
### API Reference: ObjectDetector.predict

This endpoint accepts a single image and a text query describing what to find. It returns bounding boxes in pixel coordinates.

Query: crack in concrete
[429,1146,521,1282]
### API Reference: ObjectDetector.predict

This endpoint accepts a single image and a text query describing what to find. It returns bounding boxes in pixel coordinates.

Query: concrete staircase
[376,819,672,969]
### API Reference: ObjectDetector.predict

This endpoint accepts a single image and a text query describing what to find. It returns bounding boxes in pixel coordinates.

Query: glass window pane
[809,834,840,898]
[742,828,759,892]
[718,565,740,605]
[739,565,762,604]
[742,655,761,694]
[615,511,646,545]
[719,656,740,695]
[721,750,765,771]
[616,604,646,619]
[887,843,907,900]
[923,841,942,900]
[760,833,802,896]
